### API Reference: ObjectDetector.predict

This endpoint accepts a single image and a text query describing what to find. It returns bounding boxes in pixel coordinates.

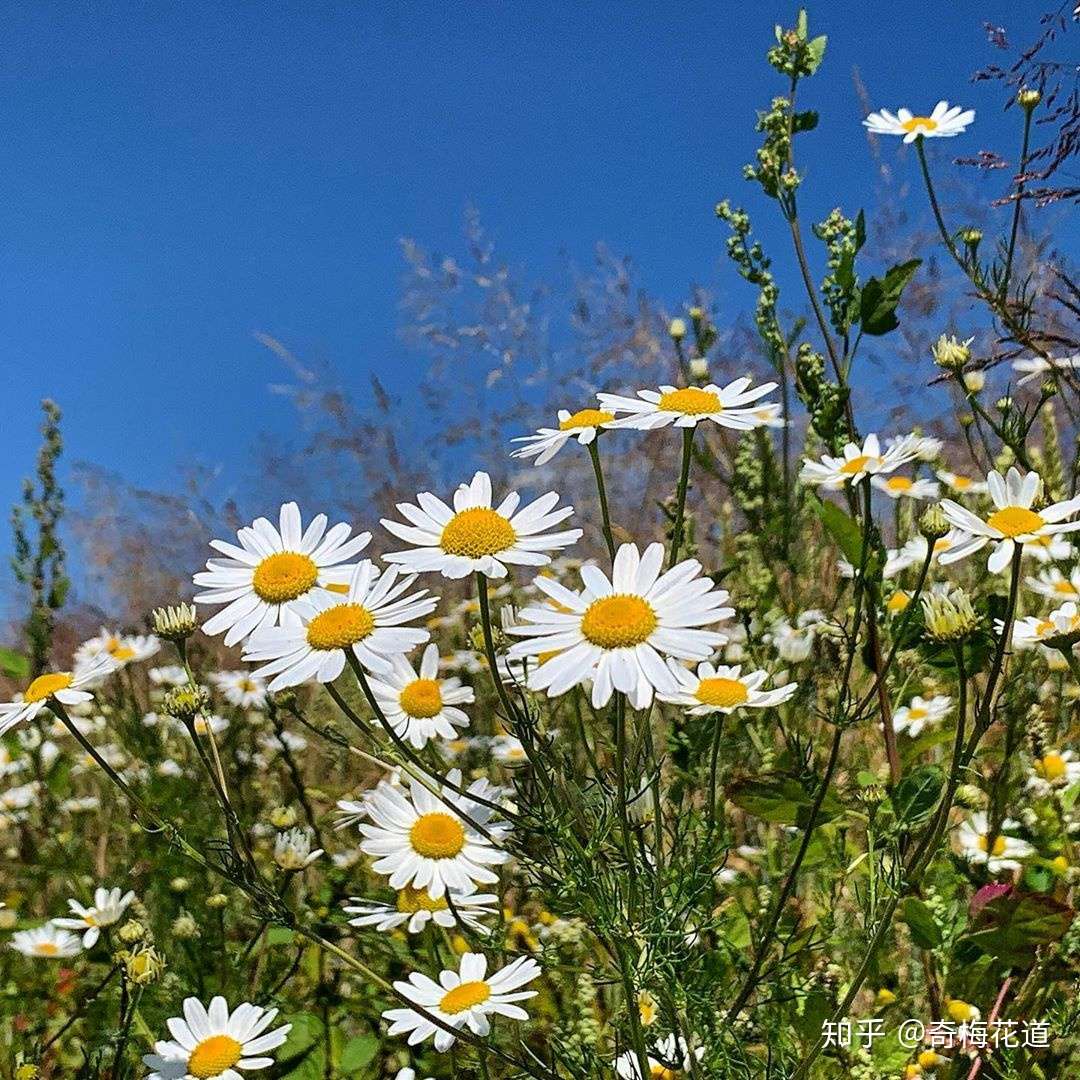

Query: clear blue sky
[0,0,1049,573]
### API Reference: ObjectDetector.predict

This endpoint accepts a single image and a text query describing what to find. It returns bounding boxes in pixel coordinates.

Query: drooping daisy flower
[0,655,116,737]
[358,770,510,899]
[871,475,940,501]
[243,561,436,689]
[510,408,618,466]
[53,886,136,948]
[194,502,371,647]
[344,887,497,935]
[862,101,975,142]
[892,695,952,738]
[366,644,474,749]
[615,1034,705,1079]
[142,996,291,1080]
[149,665,189,687]
[273,827,323,871]
[75,629,160,669]
[383,952,541,1052]
[956,813,1033,873]
[940,467,1080,573]
[936,470,988,496]
[764,611,826,663]
[799,434,922,489]
[1026,567,1080,601]
[9,923,83,959]
[1012,353,1080,386]
[210,670,268,709]
[1011,601,1080,650]
[508,543,733,709]
[382,472,581,580]
[1028,750,1080,796]
[659,662,796,715]
[598,377,779,431]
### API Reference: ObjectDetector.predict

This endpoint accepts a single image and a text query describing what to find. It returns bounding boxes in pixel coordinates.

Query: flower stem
[668,426,695,568]
[588,439,617,563]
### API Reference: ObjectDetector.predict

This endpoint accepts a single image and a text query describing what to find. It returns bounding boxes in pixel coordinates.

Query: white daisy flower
[616,1034,705,1079]
[956,813,1033,873]
[1028,749,1080,795]
[1022,533,1075,564]
[940,467,1080,573]
[491,734,529,765]
[383,952,541,1052]
[0,780,41,813]
[871,475,940,501]
[142,995,292,1080]
[508,543,733,710]
[183,714,230,738]
[210,670,268,709]
[510,408,618,466]
[0,655,116,737]
[344,887,497,934]
[10,923,83,959]
[382,472,581,580]
[895,530,970,571]
[838,546,911,580]
[273,826,323,871]
[52,886,136,948]
[243,561,436,690]
[75,628,160,669]
[936,470,988,495]
[892,695,952,737]
[1026,567,1080,601]
[897,435,944,461]
[598,377,779,431]
[367,644,474,749]
[194,502,371,647]
[659,662,797,715]
[149,665,189,687]
[359,770,509,899]
[799,433,922,489]
[1011,601,1080,650]
[1012,353,1080,386]
[863,101,975,142]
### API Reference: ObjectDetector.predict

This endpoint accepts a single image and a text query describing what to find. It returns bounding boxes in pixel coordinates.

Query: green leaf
[727,775,841,827]
[902,897,943,949]
[340,1035,379,1071]
[266,926,296,947]
[859,259,921,336]
[891,765,944,827]
[806,35,827,73]
[810,496,863,566]
[961,892,1074,967]
[0,648,29,679]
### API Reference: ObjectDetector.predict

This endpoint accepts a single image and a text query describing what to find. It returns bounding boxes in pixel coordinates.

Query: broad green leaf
[810,496,863,566]
[961,892,1074,967]
[859,259,921,336]
[727,775,841,827]
[902,897,943,949]
[891,765,944,827]
[340,1035,379,1071]
[806,35,827,73]
[0,648,29,679]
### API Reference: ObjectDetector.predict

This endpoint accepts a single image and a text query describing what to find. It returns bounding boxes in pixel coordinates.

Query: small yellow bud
[124,946,165,985]
[875,987,897,1006]
[269,805,298,829]
[669,317,687,340]
[931,333,973,370]
[963,370,985,394]
[1017,87,1042,110]
[637,989,658,1026]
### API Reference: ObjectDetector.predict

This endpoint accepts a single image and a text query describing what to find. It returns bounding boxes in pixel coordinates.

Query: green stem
[668,426,695,568]
[1001,107,1033,301]
[476,572,522,725]
[589,439,617,563]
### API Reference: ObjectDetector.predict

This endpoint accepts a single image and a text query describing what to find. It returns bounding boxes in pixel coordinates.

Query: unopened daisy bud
[931,333,972,370]
[162,684,209,723]
[117,920,147,944]
[273,826,323,871]
[918,1051,949,1070]
[919,504,950,541]
[688,306,704,321]
[169,877,190,894]
[669,317,687,340]
[960,226,982,250]
[15,1066,40,1080]
[171,912,199,940]
[151,602,198,642]
[963,370,985,394]
[922,589,979,643]
[206,893,228,910]
[124,945,165,985]
[269,805,298,829]
[1017,87,1041,111]
[450,933,469,954]
[954,783,985,810]
[1041,379,1058,399]
[689,357,709,379]
[959,412,975,428]
[995,396,1012,413]
[875,987,897,1007]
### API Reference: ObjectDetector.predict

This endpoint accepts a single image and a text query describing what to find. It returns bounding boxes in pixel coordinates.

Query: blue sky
[0,0,1049,580]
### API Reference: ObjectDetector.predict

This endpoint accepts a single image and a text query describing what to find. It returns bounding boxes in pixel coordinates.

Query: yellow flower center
[976,834,1007,857]
[1054,581,1078,595]
[650,1066,679,1080]
[399,678,443,718]
[35,942,59,956]
[657,387,721,415]
[945,1000,975,1024]
[932,537,952,554]
[188,1034,244,1079]
[305,604,376,650]
[559,408,615,431]
[1037,753,1068,781]
[901,116,938,133]
[951,476,973,490]
[887,592,911,613]
[110,645,135,661]
[440,508,517,558]
[410,812,466,858]
[840,454,880,475]
[439,980,491,1015]
[907,707,927,721]
[23,673,74,703]
[396,885,450,913]
[885,476,913,491]
[252,551,319,603]
[986,506,1044,538]
[580,595,658,648]
[324,581,350,595]
[694,677,749,708]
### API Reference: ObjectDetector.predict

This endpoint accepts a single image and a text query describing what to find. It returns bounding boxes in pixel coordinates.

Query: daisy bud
[1017,87,1041,111]
[995,396,1012,413]
[1041,379,1058,398]
[163,684,210,723]
[875,987,897,1007]
[959,412,975,428]
[960,226,982,250]
[169,877,190,894]
[963,370,985,394]
[954,784,985,810]
[919,504,950,541]
[117,920,147,943]
[206,893,229,910]
[15,1066,40,1080]
[124,945,165,985]
[688,306,705,321]
[269,805,298,829]
[151,602,199,642]
[690,357,709,379]
[921,589,979,643]
[931,333,972,370]
[669,317,687,340]
[171,912,200,939]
